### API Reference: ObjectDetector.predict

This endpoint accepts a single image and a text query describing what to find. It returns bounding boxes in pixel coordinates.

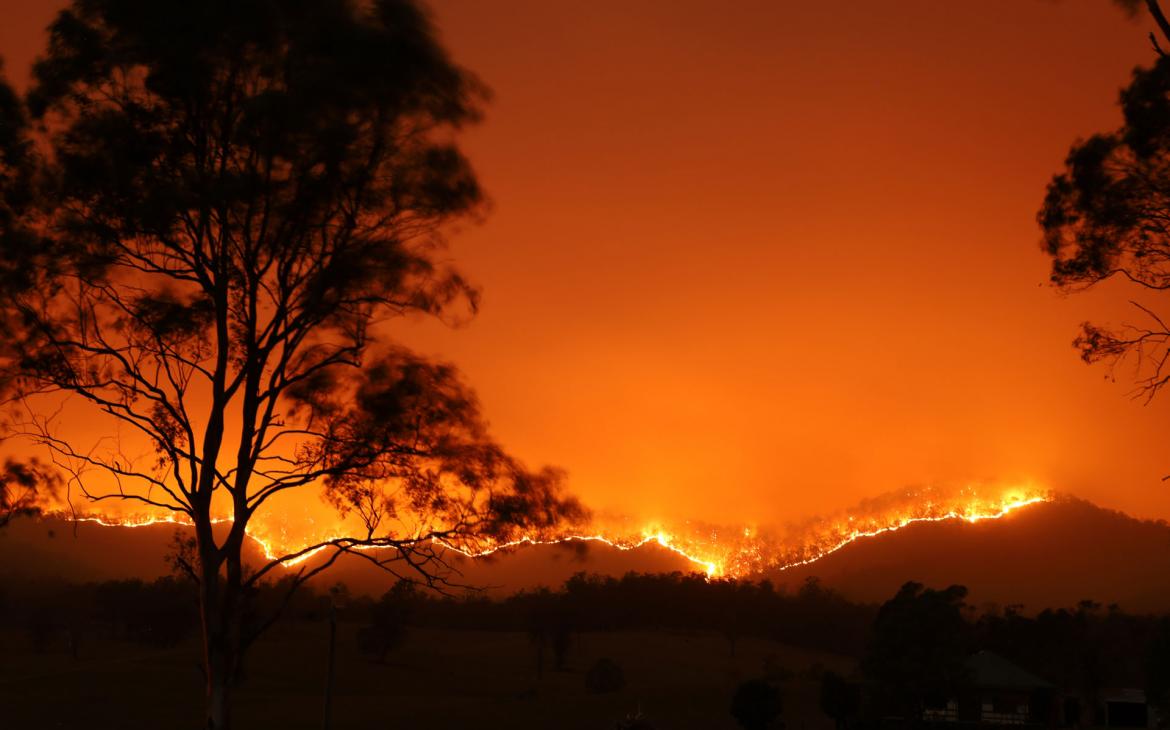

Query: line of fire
[2,1,1170,729]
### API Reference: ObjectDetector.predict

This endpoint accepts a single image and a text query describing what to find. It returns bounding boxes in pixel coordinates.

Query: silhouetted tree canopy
[1040,0,1170,405]
[8,569,1170,727]
[92,577,198,647]
[0,1,582,727]
[0,62,36,328]
[357,579,416,663]
[862,581,971,717]
[0,458,59,528]
[522,587,575,678]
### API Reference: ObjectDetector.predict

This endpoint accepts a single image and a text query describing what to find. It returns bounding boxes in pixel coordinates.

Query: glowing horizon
[0,0,1161,565]
[47,483,1051,581]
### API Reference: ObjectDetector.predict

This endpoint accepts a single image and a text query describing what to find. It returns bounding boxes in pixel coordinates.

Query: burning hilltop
[37,482,1050,580]
[16,486,1170,610]
[538,483,1050,578]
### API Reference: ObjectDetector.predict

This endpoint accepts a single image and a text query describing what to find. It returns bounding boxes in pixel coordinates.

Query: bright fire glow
[49,484,1050,580]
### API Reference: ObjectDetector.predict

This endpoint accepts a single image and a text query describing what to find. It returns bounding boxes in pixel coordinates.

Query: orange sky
[1,0,1167,529]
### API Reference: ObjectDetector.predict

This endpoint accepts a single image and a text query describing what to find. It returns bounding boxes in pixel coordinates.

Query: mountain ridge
[3,495,1168,610]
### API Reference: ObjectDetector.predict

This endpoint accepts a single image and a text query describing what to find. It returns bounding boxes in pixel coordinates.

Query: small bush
[731,678,783,730]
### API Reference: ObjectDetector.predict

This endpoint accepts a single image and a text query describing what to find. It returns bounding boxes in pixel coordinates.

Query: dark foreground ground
[0,624,849,729]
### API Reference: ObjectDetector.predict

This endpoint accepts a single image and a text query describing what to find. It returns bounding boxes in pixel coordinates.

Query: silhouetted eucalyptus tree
[0,1,582,727]
[862,582,971,721]
[0,459,57,528]
[1040,0,1170,413]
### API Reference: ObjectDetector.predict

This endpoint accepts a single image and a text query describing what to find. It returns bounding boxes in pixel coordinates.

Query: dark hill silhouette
[0,517,270,584]
[772,496,1170,611]
[5,496,1169,609]
[0,516,695,594]
[332,538,696,594]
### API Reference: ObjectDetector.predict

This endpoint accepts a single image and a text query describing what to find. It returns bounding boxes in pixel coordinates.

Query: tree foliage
[861,581,971,716]
[0,458,58,527]
[0,1,582,726]
[357,579,416,663]
[1040,0,1170,405]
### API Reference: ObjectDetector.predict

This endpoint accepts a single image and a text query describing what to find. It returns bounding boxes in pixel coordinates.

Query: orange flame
[49,484,1050,580]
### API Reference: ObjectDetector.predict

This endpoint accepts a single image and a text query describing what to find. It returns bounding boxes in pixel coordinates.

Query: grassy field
[0,623,853,729]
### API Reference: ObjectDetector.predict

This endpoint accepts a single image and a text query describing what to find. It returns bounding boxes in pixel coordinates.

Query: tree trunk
[201,579,234,730]
[199,535,242,730]
[207,669,230,730]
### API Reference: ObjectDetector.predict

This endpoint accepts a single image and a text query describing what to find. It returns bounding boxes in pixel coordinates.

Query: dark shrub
[731,678,783,730]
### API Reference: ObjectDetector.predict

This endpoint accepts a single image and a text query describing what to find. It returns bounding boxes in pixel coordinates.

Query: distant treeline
[976,599,1166,697]
[3,569,1169,705]
[0,571,872,657]
[407,572,876,657]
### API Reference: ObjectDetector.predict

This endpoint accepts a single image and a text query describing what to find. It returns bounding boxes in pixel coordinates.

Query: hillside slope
[773,496,1170,611]
[5,496,1168,610]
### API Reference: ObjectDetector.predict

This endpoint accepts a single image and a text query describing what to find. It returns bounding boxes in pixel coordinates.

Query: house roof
[965,651,1053,690]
